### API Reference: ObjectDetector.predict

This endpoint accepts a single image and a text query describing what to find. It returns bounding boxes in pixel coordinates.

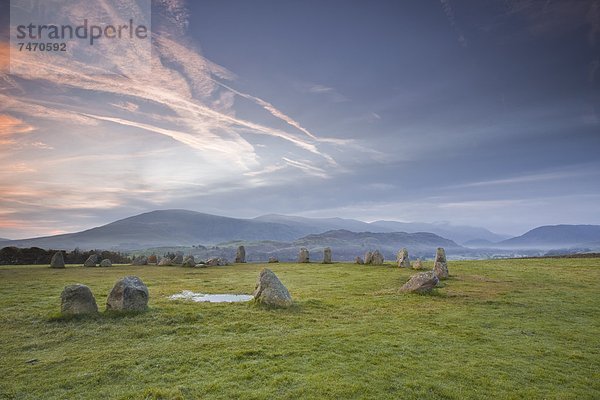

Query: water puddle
[169,290,254,303]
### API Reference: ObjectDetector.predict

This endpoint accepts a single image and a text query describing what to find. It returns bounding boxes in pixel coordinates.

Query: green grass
[0,258,599,399]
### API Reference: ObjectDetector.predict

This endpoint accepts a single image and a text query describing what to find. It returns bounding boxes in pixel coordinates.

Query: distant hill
[255,214,509,244]
[2,210,305,250]
[368,220,509,244]
[498,225,600,249]
[291,230,462,260]
[253,214,376,236]
[183,229,464,262]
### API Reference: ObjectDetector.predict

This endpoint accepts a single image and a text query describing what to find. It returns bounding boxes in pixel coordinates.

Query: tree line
[0,247,131,265]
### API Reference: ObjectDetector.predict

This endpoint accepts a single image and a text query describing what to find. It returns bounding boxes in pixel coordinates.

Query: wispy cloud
[449,166,600,189]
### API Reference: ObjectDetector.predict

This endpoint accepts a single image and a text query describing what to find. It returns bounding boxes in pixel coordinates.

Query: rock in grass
[172,254,184,264]
[106,276,149,312]
[61,284,98,315]
[355,256,364,265]
[132,256,148,266]
[50,252,65,269]
[433,247,449,280]
[158,257,173,266]
[371,250,384,265]
[397,248,410,268]
[268,257,279,263]
[412,258,423,270]
[182,256,196,267]
[323,247,332,264]
[206,257,229,266]
[83,254,98,267]
[235,246,246,263]
[147,255,158,265]
[364,251,373,265]
[400,271,439,293]
[253,268,293,308]
[298,247,310,263]
[99,259,112,267]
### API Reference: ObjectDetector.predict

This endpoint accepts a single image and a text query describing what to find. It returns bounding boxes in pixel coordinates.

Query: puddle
[169,290,254,303]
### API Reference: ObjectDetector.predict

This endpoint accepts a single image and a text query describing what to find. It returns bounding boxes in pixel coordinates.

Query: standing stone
[433,247,449,280]
[60,284,98,315]
[364,251,373,265]
[371,250,384,265]
[397,248,410,268]
[182,256,196,267]
[100,259,112,267]
[268,257,279,263]
[412,258,423,270]
[400,271,439,293]
[355,256,364,265]
[253,268,293,308]
[132,256,148,266]
[205,257,229,266]
[83,254,98,267]
[147,254,158,265]
[50,252,65,269]
[172,254,184,264]
[235,246,246,263]
[298,247,310,263]
[323,247,332,264]
[106,276,149,312]
[158,257,173,266]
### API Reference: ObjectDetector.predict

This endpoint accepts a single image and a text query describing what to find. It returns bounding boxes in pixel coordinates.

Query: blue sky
[0,0,599,239]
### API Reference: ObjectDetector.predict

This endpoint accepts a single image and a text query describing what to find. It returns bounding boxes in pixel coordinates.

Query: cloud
[303,83,349,103]
[282,157,329,178]
[0,114,35,137]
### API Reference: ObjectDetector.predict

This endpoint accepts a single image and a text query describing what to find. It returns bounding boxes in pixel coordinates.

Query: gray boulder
[83,254,98,267]
[50,252,65,269]
[355,256,364,265]
[268,257,279,263]
[298,247,309,263]
[132,256,148,266]
[235,245,246,263]
[364,251,373,265]
[106,276,149,312]
[158,257,173,266]
[397,248,410,268]
[99,259,112,267]
[400,271,439,293]
[412,258,424,270]
[253,268,293,308]
[206,257,229,266]
[172,254,184,264]
[433,247,449,280]
[371,250,384,265]
[61,284,98,315]
[323,247,332,264]
[182,256,196,267]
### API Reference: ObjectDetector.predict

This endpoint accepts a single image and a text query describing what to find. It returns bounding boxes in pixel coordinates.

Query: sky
[0,0,599,239]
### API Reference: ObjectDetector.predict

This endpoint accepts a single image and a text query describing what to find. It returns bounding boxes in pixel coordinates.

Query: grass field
[0,258,599,399]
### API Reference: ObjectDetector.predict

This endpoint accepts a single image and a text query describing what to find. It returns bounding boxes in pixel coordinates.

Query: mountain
[498,225,600,249]
[255,214,509,244]
[368,220,509,244]
[292,230,462,260]
[253,214,377,236]
[178,229,464,262]
[2,210,305,250]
